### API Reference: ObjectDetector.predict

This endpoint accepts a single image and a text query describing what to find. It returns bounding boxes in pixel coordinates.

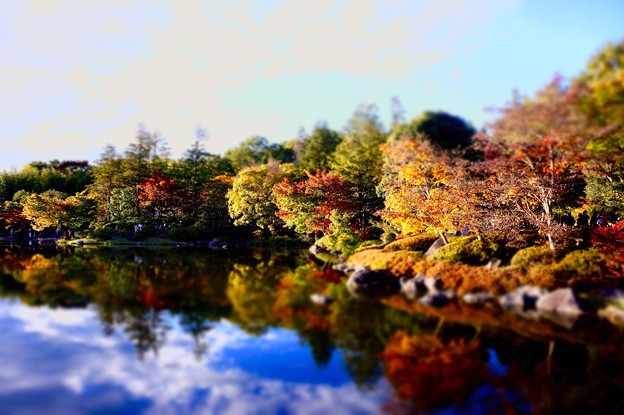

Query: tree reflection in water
[1,244,624,413]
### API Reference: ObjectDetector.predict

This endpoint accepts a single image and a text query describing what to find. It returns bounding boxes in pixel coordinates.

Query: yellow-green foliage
[347,249,423,277]
[432,236,499,265]
[523,248,605,288]
[382,234,440,252]
[510,245,557,270]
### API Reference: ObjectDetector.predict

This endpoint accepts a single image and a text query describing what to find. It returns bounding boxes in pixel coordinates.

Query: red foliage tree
[273,169,358,236]
[138,172,190,222]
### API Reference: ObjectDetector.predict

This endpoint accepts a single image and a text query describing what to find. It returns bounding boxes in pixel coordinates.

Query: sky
[1,0,623,171]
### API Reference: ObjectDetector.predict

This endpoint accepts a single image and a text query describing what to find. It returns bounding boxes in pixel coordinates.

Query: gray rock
[462,292,497,305]
[332,263,358,274]
[536,288,582,315]
[485,258,502,270]
[424,237,448,258]
[423,276,444,293]
[539,311,579,329]
[310,293,334,306]
[309,245,324,255]
[399,274,427,300]
[499,285,548,310]
[424,233,457,258]
[419,290,454,307]
[346,267,400,297]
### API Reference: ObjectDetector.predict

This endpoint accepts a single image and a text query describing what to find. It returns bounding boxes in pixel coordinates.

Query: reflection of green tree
[273,263,336,367]
[122,307,169,360]
[226,263,280,335]
[327,284,431,388]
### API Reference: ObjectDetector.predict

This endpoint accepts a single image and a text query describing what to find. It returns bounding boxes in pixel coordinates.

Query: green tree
[224,136,294,172]
[123,125,170,217]
[227,161,296,235]
[576,39,624,130]
[330,104,386,237]
[176,128,234,223]
[389,111,475,150]
[88,145,124,225]
[299,123,342,171]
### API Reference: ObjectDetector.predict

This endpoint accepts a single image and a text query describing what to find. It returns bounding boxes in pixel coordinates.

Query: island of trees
[1,40,623,290]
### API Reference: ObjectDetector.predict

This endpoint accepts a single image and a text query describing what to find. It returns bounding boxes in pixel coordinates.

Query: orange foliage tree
[476,133,587,249]
[379,139,475,239]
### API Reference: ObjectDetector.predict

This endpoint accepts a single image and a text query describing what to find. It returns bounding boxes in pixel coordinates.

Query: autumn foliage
[381,332,487,409]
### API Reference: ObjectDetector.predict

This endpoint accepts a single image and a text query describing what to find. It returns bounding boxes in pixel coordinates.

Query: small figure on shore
[597,214,609,226]
[576,211,589,227]
[561,213,574,226]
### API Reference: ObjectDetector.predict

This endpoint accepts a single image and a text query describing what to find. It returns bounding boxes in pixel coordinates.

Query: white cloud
[1,0,517,168]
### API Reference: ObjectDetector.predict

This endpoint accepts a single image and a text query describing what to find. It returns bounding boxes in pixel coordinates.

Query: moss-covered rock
[347,249,423,277]
[523,248,606,288]
[431,236,499,265]
[510,245,557,270]
[382,234,440,252]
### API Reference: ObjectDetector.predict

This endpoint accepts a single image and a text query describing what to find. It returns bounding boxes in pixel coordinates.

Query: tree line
[1,40,623,252]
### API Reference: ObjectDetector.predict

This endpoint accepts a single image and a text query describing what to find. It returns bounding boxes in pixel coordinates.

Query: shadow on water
[0,243,624,414]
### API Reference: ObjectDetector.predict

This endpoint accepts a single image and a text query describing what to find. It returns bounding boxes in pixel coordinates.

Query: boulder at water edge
[346,267,400,297]
[499,285,548,310]
[536,288,582,315]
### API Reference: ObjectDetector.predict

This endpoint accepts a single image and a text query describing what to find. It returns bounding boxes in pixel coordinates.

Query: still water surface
[0,245,622,414]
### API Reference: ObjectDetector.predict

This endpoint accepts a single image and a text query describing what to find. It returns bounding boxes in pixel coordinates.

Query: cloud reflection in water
[0,301,390,415]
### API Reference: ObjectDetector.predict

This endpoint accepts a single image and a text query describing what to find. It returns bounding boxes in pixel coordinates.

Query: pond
[0,244,623,414]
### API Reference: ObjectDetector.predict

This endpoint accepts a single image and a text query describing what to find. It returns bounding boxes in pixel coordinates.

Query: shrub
[383,234,440,252]
[510,245,557,270]
[432,236,499,265]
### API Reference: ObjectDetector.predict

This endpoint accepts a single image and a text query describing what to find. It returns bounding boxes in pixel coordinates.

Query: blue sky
[1,0,623,170]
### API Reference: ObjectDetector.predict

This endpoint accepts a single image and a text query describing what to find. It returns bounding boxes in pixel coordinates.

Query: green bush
[432,236,499,265]
[510,245,556,270]
[524,248,605,288]
[556,249,604,279]
[383,234,440,252]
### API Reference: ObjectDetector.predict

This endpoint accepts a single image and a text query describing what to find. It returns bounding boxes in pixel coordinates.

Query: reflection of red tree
[273,275,332,332]
[381,332,487,410]
[307,268,343,283]
[136,284,169,310]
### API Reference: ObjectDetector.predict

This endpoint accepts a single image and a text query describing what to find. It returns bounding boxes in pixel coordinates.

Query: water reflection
[0,245,623,414]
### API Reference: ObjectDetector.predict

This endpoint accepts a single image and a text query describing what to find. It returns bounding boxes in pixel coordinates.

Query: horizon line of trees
[1,40,623,253]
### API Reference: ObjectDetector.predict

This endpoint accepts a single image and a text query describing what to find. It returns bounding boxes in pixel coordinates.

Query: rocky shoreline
[308,243,624,330]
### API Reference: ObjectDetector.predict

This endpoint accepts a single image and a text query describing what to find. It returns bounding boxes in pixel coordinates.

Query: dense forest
[1,40,623,267]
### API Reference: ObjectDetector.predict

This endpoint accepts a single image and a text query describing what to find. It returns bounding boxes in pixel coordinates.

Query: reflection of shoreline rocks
[344,265,400,297]
[335,259,624,330]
